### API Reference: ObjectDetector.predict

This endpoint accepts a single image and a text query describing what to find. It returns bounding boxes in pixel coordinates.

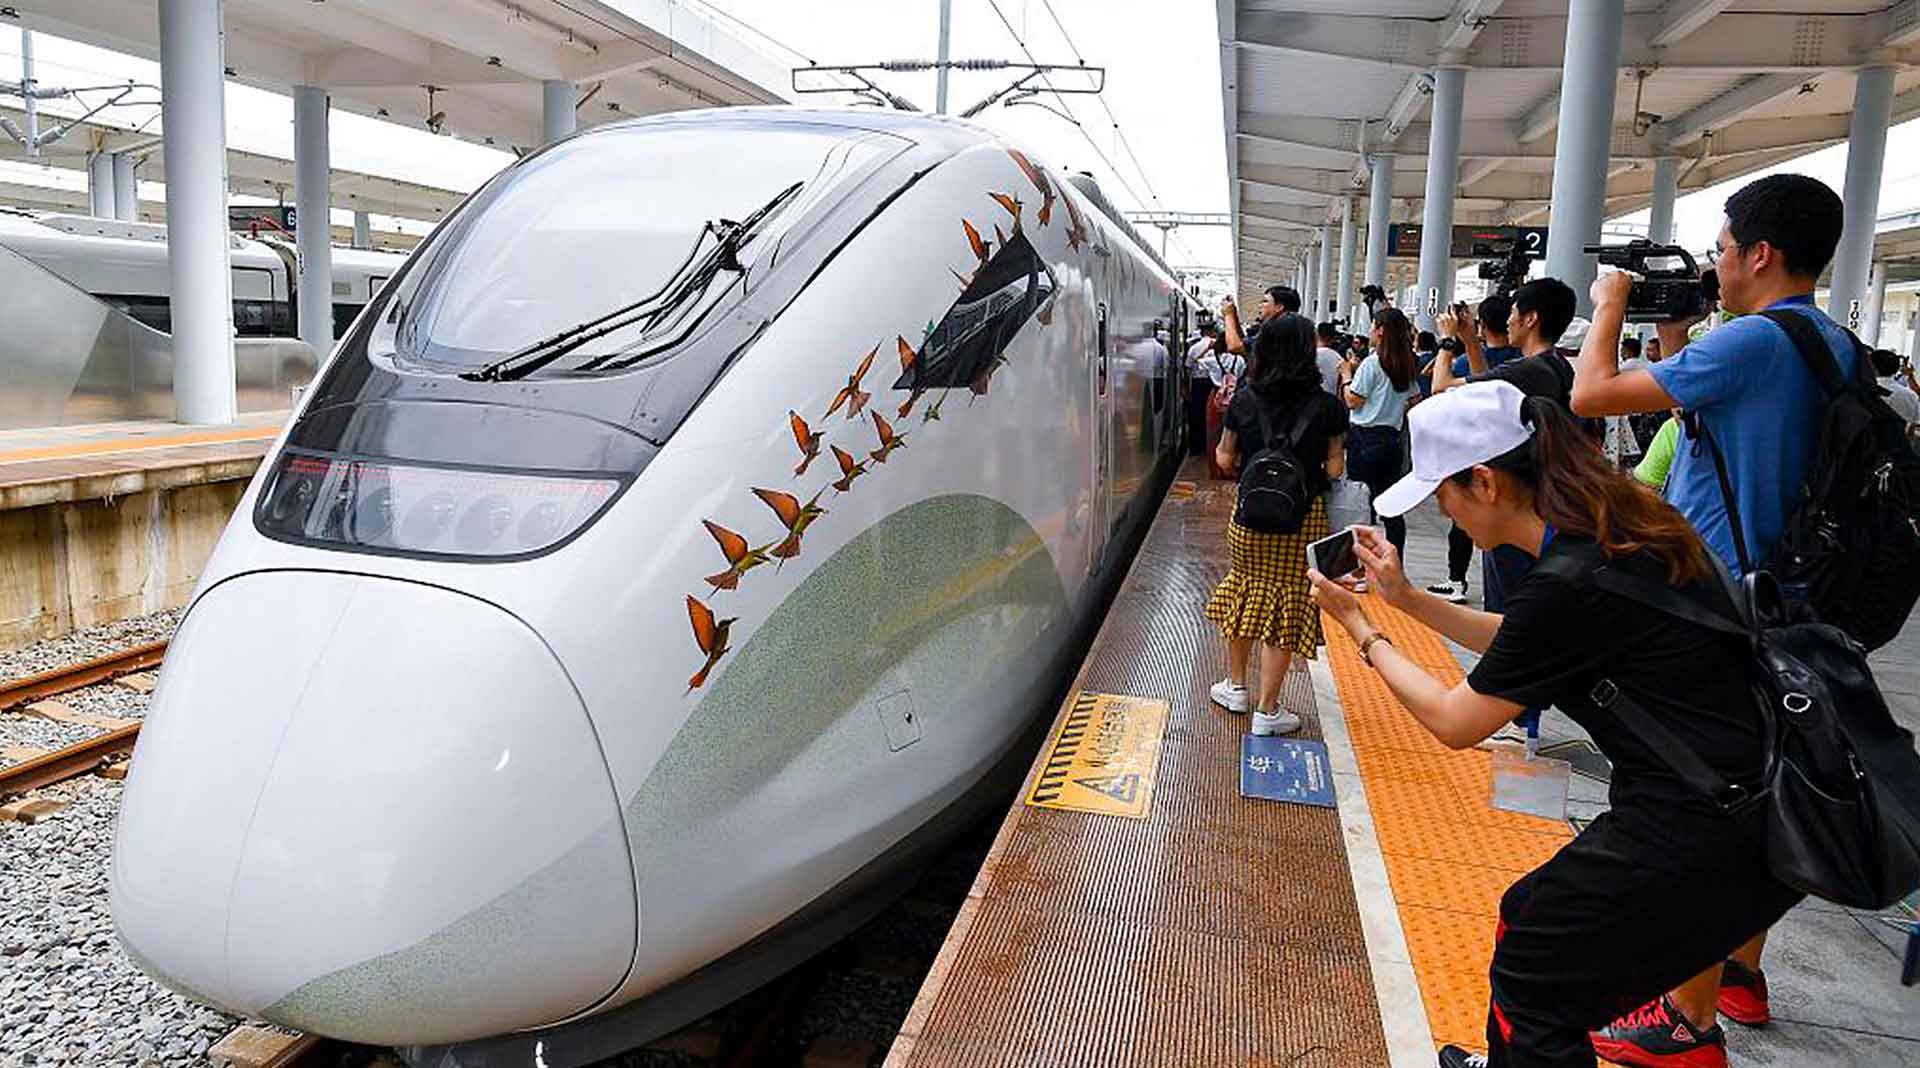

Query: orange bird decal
[788,409,823,476]
[954,218,992,286]
[753,486,825,561]
[868,410,907,464]
[1061,187,1089,253]
[825,345,877,420]
[970,353,1008,400]
[1006,148,1055,226]
[829,444,868,493]
[700,519,770,591]
[989,191,1022,230]
[895,335,928,418]
[1036,291,1057,327]
[685,594,736,691]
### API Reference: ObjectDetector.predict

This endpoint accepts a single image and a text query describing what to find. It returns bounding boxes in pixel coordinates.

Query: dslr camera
[1583,240,1719,323]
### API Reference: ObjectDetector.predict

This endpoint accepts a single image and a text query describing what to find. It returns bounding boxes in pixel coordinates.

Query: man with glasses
[1568,173,1855,1068]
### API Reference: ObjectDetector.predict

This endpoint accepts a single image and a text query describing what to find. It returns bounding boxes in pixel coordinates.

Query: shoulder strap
[1758,307,1859,399]
[1534,546,1750,638]
[1530,548,1760,812]
[1283,391,1322,450]
[1679,413,1755,575]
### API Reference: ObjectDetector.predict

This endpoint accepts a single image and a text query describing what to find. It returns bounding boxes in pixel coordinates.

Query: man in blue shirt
[1570,172,1851,1068]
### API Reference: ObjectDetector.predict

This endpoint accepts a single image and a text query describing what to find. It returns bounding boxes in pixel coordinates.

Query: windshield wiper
[461,182,804,383]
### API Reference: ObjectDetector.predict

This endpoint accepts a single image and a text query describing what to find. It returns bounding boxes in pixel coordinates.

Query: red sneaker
[1716,957,1770,1027]
[1589,994,1728,1068]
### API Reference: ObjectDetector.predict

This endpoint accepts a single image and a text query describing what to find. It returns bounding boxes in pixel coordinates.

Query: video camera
[1583,239,1719,323]
[1475,241,1536,299]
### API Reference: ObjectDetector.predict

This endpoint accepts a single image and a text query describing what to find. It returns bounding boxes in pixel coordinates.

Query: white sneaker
[1351,578,1370,594]
[1209,678,1249,714]
[1251,708,1302,736]
[1425,579,1469,603]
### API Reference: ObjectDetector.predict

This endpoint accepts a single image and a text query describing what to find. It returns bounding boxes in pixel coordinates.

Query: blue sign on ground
[1239,736,1337,808]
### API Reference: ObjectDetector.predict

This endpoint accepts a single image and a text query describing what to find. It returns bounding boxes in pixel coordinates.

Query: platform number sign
[1848,299,1862,331]
[1426,288,1439,314]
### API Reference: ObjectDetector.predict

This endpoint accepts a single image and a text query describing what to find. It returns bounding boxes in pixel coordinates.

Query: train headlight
[256,451,621,561]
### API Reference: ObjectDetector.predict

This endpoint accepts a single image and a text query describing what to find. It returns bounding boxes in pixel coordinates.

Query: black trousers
[1448,523,1474,583]
[1346,424,1407,557]
[1485,808,1800,1067]
[1187,378,1215,456]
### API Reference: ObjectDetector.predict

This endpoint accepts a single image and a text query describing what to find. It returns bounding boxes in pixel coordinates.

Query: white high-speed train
[0,209,406,339]
[110,108,1196,1066]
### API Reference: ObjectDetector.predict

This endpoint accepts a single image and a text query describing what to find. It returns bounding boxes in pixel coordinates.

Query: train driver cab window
[900,228,1055,390]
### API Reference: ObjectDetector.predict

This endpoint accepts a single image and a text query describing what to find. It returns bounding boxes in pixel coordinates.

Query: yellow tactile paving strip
[1321,596,1586,1057]
[0,423,277,464]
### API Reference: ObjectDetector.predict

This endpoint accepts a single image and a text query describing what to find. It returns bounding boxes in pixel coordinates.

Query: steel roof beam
[1651,0,1737,47]
[1651,72,1808,150]
[1234,10,1920,74]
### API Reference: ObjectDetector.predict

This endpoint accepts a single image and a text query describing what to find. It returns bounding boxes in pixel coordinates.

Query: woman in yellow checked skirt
[1205,314,1349,736]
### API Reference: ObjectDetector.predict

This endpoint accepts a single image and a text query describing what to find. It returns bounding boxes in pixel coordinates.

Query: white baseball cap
[1372,380,1535,518]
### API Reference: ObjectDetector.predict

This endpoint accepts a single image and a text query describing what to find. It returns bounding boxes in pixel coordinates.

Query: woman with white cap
[1307,381,1798,1068]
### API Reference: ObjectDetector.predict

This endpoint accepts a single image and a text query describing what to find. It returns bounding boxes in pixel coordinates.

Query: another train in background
[0,208,408,341]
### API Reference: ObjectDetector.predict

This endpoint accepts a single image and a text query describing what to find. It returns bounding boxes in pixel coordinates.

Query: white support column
[293,84,334,360]
[1863,262,1889,346]
[1829,66,1896,326]
[87,152,115,218]
[1544,0,1626,316]
[1416,66,1466,330]
[351,210,371,250]
[1314,223,1333,321]
[1364,153,1393,297]
[1647,156,1679,245]
[111,153,137,221]
[158,0,234,425]
[1337,196,1358,330]
[542,79,577,144]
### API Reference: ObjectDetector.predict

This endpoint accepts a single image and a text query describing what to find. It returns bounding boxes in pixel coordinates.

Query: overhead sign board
[1388,224,1548,259]
[229,205,295,234]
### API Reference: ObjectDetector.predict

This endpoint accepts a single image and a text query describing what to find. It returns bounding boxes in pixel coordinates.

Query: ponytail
[1467,399,1716,585]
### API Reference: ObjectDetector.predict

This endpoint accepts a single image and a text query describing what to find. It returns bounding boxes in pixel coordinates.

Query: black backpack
[1685,309,1920,649]
[1233,392,1322,534]
[1538,546,1920,909]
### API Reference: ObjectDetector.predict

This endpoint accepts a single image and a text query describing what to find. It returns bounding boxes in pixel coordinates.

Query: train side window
[896,227,1054,390]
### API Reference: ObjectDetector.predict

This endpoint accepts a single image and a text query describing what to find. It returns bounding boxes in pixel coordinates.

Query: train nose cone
[110,571,636,1045]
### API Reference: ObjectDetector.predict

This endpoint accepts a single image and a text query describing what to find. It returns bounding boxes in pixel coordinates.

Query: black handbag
[1539,548,1920,909]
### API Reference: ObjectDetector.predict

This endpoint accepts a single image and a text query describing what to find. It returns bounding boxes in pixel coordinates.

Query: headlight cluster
[256,451,621,560]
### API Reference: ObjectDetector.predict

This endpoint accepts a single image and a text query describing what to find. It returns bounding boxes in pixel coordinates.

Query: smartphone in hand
[1307,527,1359,580]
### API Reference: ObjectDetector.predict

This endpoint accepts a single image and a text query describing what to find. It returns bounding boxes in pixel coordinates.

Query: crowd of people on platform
[1180,172,1920,1068]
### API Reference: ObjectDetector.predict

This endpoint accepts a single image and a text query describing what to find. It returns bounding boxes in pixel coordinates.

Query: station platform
[889,465,1920,1068]
[0,413,282,511]
[0,413,285,651]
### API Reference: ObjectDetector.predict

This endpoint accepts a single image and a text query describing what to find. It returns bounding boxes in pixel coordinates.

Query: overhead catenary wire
[980,0,1197,264]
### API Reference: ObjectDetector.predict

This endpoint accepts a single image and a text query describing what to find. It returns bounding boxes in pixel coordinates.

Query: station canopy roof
[0,102,464,241]
[1217,1,1920,297]
[11,0,789,151]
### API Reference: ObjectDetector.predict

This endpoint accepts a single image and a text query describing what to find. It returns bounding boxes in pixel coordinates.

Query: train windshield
[374,122,900,373]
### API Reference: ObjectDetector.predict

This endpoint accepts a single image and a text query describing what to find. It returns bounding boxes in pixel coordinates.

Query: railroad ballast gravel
[0,609,182,686]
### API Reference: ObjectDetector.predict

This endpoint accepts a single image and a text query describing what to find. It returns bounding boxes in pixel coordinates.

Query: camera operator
[1307,382,1798,1068]
[1222,285,1301,357]
[1428,295,1523,395]
[1186,320,1225,457]
[1569,173,1854,1063]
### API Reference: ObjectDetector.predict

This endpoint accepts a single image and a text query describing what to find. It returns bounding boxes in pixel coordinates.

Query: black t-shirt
[1223,384,1350,496]
[1467,535,1765,818]
[1468,348,1575,407]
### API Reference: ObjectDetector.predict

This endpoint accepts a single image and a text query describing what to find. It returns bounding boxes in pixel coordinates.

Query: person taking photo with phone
[1306,381,1799,1068]
[1342,306,1419,561]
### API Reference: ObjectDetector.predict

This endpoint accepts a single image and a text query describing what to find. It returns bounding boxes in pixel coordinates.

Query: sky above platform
[2,2,1919,286]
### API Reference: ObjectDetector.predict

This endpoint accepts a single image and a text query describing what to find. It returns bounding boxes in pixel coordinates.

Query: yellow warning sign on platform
[1023,691,1170,819]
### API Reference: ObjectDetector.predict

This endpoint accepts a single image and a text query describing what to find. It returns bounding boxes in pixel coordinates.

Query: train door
[1089,299,1112,570]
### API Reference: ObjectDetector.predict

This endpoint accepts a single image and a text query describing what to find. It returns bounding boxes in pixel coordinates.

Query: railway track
[0,639,165,801]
